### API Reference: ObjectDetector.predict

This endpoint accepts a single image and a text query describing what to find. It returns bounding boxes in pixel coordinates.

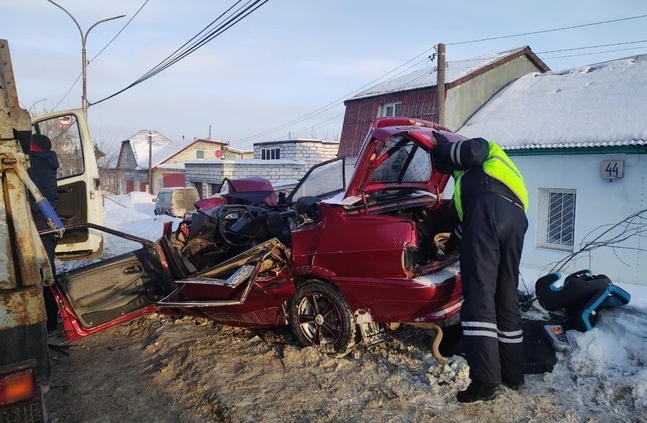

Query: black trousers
[459,192,528,384]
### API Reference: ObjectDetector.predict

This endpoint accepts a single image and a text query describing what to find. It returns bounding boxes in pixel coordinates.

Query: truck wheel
[289,280,357,354]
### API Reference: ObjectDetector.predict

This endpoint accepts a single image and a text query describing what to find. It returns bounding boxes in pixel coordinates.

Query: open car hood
[343,117,466,203]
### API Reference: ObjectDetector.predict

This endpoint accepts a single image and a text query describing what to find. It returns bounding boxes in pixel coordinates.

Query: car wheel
[289,280,357,354]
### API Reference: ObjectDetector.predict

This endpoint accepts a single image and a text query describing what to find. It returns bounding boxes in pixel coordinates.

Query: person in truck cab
[29,133,60,333]
[433,135,529,404]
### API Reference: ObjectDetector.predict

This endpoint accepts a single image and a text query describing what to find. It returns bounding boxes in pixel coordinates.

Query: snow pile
[92,193,647,419]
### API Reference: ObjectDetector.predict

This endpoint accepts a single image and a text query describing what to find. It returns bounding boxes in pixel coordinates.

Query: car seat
[535,269,631,332]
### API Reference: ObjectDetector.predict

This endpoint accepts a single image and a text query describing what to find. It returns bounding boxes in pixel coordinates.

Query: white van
[154,187,200,217]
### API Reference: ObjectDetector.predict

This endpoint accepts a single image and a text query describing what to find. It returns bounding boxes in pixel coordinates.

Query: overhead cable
[233,54,435,144]
[447,14,647,46]
[235,13,647,143]
[91,0,268,107]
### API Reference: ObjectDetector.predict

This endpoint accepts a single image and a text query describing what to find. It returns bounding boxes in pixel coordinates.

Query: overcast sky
[3,0,647,150]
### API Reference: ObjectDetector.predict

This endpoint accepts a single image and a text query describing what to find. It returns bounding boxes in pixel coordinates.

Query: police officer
[433,134,529,403]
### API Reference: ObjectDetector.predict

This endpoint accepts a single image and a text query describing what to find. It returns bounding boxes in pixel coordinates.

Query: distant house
[338,46,550,158]
[223,145,254,160]
[458,54,647,287]
[253,139,339,168]
[185,138,339,198]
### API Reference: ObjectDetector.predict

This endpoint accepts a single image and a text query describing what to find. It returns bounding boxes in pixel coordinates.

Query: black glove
[443,232,460,256]
[432,131,454,175]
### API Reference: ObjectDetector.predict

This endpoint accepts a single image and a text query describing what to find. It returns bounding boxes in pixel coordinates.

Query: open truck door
[32,110,104,259]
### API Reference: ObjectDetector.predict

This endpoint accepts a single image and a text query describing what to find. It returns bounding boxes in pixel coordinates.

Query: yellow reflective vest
[453,141,528,221]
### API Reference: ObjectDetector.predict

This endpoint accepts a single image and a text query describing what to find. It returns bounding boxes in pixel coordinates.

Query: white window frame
[537,188,577,251]
[261,148,280,160]
[379,102,402,117]
[195,149,205,159]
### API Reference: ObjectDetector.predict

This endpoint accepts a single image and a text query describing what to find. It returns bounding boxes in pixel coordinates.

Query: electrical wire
[91,0,268,107]
[542,46,647,60]
[447,39,647,64]
[233,53,435,144]
[447,14,647,46]
[235,13,647,144]
[89,0,151,64]
[263,67,436,145]
[129,0,247,86]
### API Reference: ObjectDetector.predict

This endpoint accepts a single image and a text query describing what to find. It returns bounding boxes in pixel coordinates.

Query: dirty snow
[47,192,647,423]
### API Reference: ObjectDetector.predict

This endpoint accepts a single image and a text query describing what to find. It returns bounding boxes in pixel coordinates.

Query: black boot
[456,381,504,404]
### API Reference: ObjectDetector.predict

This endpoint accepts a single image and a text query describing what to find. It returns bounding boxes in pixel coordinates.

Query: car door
[31,109,104,260]
[52,224,173,342]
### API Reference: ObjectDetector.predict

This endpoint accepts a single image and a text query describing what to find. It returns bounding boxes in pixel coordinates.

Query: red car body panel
[195,176,278,210]
[171,271,296,327]
[54,117,467,347]
[290,202,462,323]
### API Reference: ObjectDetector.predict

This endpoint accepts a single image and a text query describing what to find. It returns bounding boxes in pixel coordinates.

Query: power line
[89,0,151,64]
[233,54,436,144]
[447,14,647,46]
[91,0,268,107]
[234,13,647,143]
[259,67,435,145]
[52,0,151,111]
[536,39,647,55]
[130,0,246,86]
[542,46,647,60]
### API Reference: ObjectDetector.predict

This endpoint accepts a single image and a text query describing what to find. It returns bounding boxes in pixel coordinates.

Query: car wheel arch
[288,278,358,354]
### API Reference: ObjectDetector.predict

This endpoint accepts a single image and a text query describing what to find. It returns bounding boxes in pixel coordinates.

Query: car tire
[289,279,357,354]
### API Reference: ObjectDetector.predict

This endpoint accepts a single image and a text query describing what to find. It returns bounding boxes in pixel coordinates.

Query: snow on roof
[348,47,528,101]
[126,130,191,169]
[458,54,647,149]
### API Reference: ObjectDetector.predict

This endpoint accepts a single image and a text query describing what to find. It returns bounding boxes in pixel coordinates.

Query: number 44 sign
[601,160,624,179]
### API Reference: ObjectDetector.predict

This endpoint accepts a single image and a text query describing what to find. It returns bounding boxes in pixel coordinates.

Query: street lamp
[47,0,125,115]
[29,98,48,116]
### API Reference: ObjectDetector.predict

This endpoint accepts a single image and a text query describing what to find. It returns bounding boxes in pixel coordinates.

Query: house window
[538,188,576,251]
[196,150,205,159]
[379,102,401,117]
[261,148,280,160]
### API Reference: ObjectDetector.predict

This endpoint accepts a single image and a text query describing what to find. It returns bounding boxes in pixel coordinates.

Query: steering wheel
[215,205,256,247]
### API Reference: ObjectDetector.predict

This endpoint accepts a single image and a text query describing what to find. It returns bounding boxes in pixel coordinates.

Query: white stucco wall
[513,153,647,287]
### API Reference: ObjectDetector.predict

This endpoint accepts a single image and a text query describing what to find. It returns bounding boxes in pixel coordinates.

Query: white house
[458,54,647,287]
[185,139,339,198]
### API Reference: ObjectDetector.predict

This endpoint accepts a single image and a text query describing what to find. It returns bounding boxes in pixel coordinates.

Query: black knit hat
[31,134,52,152]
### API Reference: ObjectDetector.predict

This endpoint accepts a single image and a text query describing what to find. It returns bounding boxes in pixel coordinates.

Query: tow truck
[0,39,103,422]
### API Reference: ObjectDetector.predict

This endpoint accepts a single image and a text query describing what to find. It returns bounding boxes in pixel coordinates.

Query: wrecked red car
[52,117,466,354]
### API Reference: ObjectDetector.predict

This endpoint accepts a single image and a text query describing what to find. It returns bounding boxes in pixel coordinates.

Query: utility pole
[47,0,125,115]
[148,131,153,194]
[436,43,446,126]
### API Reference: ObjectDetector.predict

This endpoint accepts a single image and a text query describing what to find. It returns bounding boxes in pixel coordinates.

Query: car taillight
[163,220,173,236]
[0,369,36,405]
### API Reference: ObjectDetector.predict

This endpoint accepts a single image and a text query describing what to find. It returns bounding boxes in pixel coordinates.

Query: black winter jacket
[28,150,59,217]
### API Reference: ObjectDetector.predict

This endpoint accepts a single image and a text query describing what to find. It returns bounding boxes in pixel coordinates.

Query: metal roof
[347,47,534,101]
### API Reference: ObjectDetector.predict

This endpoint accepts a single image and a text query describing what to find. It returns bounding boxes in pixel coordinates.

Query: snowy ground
[46,192,647,423]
